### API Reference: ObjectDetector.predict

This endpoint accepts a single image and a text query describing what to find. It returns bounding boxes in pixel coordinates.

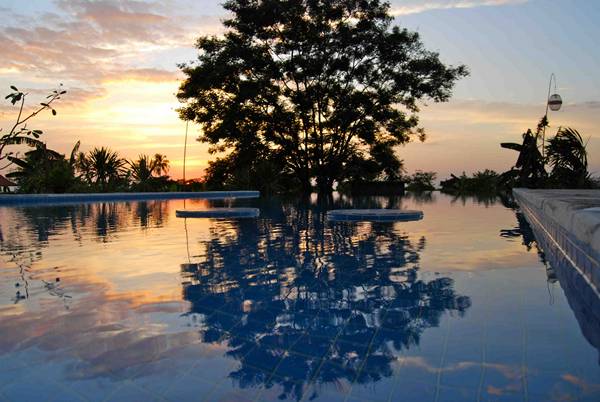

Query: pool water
[0,193,598,402]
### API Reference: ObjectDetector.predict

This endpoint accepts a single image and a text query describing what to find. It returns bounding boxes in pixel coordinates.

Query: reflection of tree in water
[0,201,169,304]
[1,201,169,245]
[182,204,471,400]
[501,209,600,364]
[499,211,547,264]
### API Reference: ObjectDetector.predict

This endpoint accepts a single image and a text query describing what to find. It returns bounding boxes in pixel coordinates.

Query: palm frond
[500,143,522,152]
[69,140,81,165]
[3,135,44,148]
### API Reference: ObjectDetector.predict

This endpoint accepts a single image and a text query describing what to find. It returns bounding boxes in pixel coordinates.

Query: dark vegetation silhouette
[440,169,502,195]
[1,85,178,194]
[7,140,175,193]
[500,117,591,189]
[177,0,468,195]
[0,84,65,171]
[404,170,436,192]
[441,117,593,195]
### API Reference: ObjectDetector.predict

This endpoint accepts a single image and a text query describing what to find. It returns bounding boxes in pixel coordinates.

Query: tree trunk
[316,176,334,196]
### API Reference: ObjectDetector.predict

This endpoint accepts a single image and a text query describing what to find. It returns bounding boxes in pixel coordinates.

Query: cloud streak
[389,0,528,16]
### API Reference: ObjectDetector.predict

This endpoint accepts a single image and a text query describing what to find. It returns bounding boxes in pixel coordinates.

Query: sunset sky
[1,0,599,180]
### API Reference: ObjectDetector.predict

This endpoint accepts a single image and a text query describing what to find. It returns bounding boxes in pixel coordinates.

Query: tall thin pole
[542,73,556,158]
[183,120,189,184]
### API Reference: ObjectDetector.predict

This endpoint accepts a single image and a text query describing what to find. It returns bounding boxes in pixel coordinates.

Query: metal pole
[541,73,556,158]
[183,120,189,185]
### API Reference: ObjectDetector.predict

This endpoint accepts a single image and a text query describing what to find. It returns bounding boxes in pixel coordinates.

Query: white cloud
[389,0,528,16]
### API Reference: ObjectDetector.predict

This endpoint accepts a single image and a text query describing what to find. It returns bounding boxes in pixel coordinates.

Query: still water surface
[0,193,598,401]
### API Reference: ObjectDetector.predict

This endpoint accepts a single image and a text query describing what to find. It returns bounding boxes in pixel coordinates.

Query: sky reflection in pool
[0,194,598,402]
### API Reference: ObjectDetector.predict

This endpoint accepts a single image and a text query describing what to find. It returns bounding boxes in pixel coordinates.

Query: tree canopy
[178,0,468,194]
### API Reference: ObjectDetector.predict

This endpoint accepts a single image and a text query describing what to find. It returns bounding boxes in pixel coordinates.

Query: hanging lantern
[548,94,562,111]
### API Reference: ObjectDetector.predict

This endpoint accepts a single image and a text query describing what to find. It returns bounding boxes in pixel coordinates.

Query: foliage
[6,146,83,193]
[500,117,591,189]
[127,154,172,192]
[178,0,468,194]
[0,85,66,171]
[152,153,170,176]
[6,140,176,194]
[500,116,547,188]
[440,169,501,194]
[75,147,126,192]
[203,146,296,195]
[545,127,590,188]
[405,170,436,192]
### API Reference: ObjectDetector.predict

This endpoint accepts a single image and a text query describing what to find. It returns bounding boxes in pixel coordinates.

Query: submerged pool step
[176,207,260,218]
[327,209,423,222]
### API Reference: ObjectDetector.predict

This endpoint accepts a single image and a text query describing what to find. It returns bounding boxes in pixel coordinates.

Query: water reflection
[1,201,172,307]
[502,208,600,364]
[182,203,470,400]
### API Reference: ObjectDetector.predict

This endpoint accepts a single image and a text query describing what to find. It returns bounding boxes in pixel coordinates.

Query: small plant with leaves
[0,84,66,170]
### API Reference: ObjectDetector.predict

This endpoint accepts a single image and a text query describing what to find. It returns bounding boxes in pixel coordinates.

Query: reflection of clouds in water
[0,195,597,401]
[0,278,212,381]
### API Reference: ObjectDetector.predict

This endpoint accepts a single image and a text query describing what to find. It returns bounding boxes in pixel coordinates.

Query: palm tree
[501,117,547,188]
[85,147,125,191]
[152,153,169,176]
[546,127,589,188]
[129,154,156,184]
[6,145,77,193]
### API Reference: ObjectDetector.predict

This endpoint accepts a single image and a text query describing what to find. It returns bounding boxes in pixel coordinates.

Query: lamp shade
[548,94,562,111]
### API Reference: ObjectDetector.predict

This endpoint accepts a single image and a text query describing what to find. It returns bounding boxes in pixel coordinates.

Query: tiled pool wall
[0,191,260,205]
[516,192,600,360]
[514,190,600,296]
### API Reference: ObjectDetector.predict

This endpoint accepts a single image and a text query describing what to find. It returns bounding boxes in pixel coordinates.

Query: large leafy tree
[178,0,468,194]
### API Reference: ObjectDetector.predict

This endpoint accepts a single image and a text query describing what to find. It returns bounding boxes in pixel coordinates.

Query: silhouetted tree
[0,84,66,171]
[77,147,126,192]
[500,117,548,188]
[178,0,468,194]
[546,127,590,188]
[152,153,170,176]
[127,154,173,192]
[405,170,436,192]
[6,145,81,193]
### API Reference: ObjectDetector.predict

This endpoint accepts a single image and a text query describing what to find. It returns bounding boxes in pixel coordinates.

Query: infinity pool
[0,194,598,402]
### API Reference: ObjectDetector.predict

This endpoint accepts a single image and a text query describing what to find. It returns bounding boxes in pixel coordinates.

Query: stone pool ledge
[514,188,600,292]
[0,190,260,205]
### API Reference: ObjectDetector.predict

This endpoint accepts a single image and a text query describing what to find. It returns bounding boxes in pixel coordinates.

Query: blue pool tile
[387,379,436,402]
[439,360,483,390]
[56,378,126,402]
[435,385,479,402]
[206,381,259,402]
[104,382,167,402]
[48,390,97,402]
[479,366,525,400]
[525,368,592,401]
[1,377,65,402]
[348,376,397,401]
[162,375,218,401]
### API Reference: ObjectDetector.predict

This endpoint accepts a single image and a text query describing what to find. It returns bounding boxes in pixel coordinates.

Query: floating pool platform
[176,207,260,218]
[327,209,423,222]
[0,191,260,205]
